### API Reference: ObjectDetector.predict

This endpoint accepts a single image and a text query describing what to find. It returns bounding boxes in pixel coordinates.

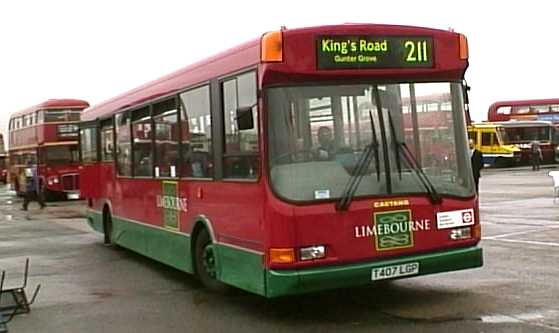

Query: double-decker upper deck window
[180,85,213,178]
[44,110,67,122]
[132,107,153,177]
[222,71,258,179]
[153,98,179,178]
[24,115,32,127]
[115,112,132,176]
[43,109,81,122]
[67,111,81,122]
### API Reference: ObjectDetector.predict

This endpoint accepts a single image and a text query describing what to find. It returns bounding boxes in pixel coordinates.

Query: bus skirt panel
[265,246,482,298]
[86,209,267,296]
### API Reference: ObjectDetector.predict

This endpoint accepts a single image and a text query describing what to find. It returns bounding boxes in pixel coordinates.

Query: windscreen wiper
[336,110,379,211]
[388,113,402,180]
[369,110,381,182]
[386,112,442,204]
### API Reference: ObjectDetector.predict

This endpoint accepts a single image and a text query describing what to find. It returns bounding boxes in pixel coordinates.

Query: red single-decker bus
[80,24,482,297]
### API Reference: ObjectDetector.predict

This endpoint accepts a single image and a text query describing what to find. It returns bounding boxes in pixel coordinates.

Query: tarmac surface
[1,167,559,332]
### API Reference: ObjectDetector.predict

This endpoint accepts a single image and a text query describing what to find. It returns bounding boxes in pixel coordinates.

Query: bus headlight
[449,227,471,240]
[299,245,326,261]
[47,176,59,185]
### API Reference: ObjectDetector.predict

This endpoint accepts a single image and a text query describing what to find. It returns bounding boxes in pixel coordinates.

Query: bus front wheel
[194,229,227,293]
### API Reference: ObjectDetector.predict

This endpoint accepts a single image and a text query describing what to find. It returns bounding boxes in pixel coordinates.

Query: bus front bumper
[265,246,482,298]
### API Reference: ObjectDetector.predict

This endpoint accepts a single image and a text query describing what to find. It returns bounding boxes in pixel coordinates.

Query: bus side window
[115,112,132,176]
[80,127,97,163]
[132,107,153,177]
[179,85,213,178]
[222,71,258,179]
[153,98,179,178]
[481,132,491,147]
[101,119,114,162]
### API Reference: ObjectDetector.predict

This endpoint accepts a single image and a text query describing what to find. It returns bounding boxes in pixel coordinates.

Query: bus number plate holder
[371,262,419,281]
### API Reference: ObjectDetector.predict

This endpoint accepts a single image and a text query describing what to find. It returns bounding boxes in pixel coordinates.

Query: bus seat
[548,171,559,203]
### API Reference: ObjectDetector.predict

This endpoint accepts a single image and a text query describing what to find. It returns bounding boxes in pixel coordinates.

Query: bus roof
[488,98,559,122]
[11,99,89,119]
[489,98,559,112]
[471,122,504,129]
[82,23,466,122]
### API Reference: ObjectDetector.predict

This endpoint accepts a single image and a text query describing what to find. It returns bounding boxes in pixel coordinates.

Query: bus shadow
[107,247,491,326]
[221,283,487,325]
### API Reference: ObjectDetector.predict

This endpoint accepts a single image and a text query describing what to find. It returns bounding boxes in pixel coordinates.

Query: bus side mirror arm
[462,80,470,105]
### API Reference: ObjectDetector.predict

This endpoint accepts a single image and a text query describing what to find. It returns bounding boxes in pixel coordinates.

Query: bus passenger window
[153,98,179,178]
[115,112,132,176]
[180,85,213,178]
[132,107,153,177]
[80,127,97,163]
[222,71,259,179]
[481,133,491,146]
[101,119,114,162]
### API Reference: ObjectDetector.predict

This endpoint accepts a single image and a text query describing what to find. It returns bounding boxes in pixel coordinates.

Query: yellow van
[468,123,521,167]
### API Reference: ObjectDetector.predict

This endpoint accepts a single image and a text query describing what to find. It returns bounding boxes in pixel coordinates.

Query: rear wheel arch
[191,218,228,293]
[190,216,217,272]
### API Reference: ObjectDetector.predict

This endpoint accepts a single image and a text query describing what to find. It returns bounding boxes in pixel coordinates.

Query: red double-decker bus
[8,99,89,199]
[80,24,482,297]
[488,98,559,123]
[488,99,559,163]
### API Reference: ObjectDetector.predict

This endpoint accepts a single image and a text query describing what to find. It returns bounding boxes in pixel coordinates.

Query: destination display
[317,35,433,69]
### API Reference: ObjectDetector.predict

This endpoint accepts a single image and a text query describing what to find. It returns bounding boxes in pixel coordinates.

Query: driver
[315,126,336,160]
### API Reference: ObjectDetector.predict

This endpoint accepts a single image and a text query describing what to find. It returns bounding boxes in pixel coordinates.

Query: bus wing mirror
[236,107,254,130]
[462,81,470,105]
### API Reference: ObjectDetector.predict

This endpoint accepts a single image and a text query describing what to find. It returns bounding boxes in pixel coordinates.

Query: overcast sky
[1,1,557,148]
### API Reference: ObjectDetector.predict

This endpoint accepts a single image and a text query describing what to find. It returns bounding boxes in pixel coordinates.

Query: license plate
[67,192,80,200]
[371,262,419,281]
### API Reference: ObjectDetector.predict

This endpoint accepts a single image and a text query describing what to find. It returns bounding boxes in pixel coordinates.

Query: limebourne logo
[375,210,413,250]
[156,195,188,213]
[354,210,431,251]
[158,181,187,229]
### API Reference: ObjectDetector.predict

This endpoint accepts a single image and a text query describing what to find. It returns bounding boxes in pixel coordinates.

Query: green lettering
[322,39,332,52]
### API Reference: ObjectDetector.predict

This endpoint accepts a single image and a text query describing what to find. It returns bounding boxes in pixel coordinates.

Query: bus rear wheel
[194,229,227,293]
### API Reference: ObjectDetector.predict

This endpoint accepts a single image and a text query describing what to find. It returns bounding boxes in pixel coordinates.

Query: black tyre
[103,209,113,246]
[194,229,228,292]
